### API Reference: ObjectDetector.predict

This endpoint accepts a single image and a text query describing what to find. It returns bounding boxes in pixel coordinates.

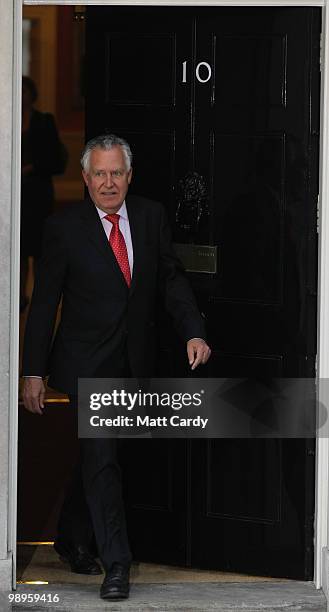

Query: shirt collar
[95,200,128,221]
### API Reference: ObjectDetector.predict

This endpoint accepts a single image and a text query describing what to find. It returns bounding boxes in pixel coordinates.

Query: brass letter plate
[174,243,218,274]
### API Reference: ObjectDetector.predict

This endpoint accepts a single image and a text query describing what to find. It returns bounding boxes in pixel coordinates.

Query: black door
[85,6,320,578]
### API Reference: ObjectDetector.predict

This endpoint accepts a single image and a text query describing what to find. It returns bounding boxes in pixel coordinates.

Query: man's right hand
[22,377,46,415]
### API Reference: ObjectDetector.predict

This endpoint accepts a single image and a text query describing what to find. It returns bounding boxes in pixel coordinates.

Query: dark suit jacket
[22,195,206,394]
[21,110,67,256]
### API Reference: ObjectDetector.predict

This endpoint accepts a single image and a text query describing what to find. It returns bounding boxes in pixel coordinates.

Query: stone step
[4,580,326,611]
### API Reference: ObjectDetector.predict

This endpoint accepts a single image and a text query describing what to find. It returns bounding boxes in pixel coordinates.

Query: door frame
[13,0,328,591]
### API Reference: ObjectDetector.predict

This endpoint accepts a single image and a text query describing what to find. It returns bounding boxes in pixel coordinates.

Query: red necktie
[105,213,131,287]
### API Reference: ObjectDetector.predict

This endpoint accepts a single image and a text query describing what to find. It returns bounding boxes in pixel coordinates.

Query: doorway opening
[17,2,321,588]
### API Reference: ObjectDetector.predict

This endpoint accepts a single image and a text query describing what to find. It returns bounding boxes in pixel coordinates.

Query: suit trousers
[56,349,132,570]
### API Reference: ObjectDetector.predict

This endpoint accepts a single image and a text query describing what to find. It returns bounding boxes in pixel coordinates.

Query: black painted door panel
[86,6,320,578]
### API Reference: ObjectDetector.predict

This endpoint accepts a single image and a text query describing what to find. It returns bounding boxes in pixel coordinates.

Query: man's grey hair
[80,134,133,172]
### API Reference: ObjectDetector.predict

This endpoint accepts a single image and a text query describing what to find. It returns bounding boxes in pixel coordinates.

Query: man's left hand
[187,338,211,370]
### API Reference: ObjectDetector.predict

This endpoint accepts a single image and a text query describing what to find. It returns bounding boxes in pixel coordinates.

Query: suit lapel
[126,195,144,295]
[78,198,127,286]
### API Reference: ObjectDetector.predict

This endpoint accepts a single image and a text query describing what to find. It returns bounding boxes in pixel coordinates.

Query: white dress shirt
[96,201,134,274]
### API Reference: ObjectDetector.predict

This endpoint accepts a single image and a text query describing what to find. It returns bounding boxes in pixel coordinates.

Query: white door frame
[13,0,329,591]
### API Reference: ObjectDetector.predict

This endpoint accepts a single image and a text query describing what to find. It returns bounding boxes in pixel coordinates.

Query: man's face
[82,146,132,213]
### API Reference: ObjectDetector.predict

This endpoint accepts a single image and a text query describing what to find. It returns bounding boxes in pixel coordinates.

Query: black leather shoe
[100,563,130,600]
[54,541,102,575]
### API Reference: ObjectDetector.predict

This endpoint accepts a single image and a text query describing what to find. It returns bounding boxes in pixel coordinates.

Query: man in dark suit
[20,76,67,311]
[22,134,211,601]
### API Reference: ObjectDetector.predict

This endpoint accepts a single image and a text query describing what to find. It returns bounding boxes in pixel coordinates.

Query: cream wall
[0,0,18,590]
